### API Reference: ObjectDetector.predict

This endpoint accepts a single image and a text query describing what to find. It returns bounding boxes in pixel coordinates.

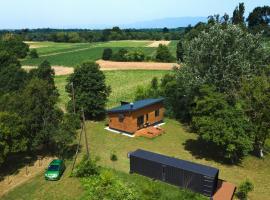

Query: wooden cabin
[107,98,165,135]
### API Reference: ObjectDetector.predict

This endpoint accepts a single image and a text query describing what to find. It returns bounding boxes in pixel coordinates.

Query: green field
[55,70,169,110]
[22,41,177,67]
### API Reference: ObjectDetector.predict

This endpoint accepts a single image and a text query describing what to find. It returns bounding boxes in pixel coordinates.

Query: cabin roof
[107,98,164,114]
[130,149,219,177]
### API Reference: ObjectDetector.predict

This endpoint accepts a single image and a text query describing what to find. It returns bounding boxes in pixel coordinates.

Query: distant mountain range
[120,17,208,29]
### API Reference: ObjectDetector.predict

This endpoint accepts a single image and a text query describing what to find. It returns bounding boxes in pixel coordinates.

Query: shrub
[112,48,128,61]
[236,180,254,200]
[124,50,145,62]
[110,152,118,162]
[102,48,113,60]
[29,49,39,58]
[81,170,139,200]
[73,155,100,177]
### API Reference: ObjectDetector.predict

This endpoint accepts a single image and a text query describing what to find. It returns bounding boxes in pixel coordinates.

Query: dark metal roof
[130,149,219,178]
[107,98,164,114]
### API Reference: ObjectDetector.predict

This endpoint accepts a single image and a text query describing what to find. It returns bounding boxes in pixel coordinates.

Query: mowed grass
[22,40,177,67]
[54,70,169,110]
[3,69,270,200]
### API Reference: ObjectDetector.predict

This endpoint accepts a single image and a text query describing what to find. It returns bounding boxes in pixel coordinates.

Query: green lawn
[54,70,169,110]
[22,40,177,67]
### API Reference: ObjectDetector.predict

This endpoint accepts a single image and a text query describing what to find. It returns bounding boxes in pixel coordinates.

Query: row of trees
[137,21,270,163]
[102,44,174,63]
[0,27,184,43]
[0,34,77,167]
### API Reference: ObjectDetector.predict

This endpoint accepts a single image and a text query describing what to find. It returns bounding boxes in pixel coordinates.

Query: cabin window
[155,109,160,117]
[118,114,124,122]
[137,115,144,127]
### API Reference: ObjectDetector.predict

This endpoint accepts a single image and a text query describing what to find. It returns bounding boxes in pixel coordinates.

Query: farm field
[22,40,177,67]
[55,70,168,110]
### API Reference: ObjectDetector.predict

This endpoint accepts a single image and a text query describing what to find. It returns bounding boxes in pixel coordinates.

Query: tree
[112,49,128,61]
[247,6,270,33]
[0,34,29,58]
[232,3,245,25]
[0,112,28,166]
[163,27,169,34]
[29,60,56,88]
[102,48,113,60]
[155,44,174,62]
[176,41,184,62]
[66,62,111,119]
[192,86,254,163]
[239,75,270,157]
[29,49,39,58]
[124,50,145,62]
[184,23,264,94]
[18,78,62,149]
[0,50,28,94]
[52,113,78,158]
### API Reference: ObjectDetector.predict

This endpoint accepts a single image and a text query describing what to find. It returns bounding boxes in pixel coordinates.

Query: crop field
[22,40,177,67]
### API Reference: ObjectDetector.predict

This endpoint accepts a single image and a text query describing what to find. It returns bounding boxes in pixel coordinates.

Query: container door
[162,165,166,181]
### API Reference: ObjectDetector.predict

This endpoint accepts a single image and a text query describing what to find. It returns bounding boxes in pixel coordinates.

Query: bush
[81,170,139,200]
[112,48,128,61]
[236,180,254,200]
[124,50,145,62]
[73,155,100,177]
[155,44,174,62]
[110,152,118,162]
[102,48,113,60]
[29,49,39,58]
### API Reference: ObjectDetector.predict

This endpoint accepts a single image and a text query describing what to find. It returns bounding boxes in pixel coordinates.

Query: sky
[0,0,269,29]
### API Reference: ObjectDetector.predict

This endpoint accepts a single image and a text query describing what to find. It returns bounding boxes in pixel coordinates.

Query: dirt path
[23,60,178,76]
[23,66,74,76]
[0,156,55,197]
[96,60,179,71]
[147,41,171,47]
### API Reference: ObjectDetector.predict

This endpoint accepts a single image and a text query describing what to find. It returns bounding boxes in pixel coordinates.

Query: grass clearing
[3,68,270,200]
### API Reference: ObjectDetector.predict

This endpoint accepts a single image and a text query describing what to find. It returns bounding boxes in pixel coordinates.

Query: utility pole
[82,107,90,159]
[71,82,76,114]
[71,123,83,174]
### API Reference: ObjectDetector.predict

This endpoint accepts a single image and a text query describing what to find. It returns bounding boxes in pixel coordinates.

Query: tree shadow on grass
[183,138,238,166]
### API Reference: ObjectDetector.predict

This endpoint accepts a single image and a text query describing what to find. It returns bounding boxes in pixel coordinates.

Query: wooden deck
[135,126,164,138]
[213,180,236,200]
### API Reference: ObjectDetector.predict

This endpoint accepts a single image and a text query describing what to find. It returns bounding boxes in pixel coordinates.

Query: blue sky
[0,0,269,29]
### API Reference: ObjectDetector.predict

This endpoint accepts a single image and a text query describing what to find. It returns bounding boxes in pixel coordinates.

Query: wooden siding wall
[108,103,164,134]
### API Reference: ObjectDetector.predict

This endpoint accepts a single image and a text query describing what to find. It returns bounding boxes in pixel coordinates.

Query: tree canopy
[66,62,111,120]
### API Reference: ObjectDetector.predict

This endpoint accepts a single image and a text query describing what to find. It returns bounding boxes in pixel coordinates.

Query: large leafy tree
[17,78,62,149]
[0,112,28,165]
[66,62,111,119]
[192,86,254,163]
[184,23,264,94]
[0,51,28,94]
[0,34,29,58]
[240,75,270,157]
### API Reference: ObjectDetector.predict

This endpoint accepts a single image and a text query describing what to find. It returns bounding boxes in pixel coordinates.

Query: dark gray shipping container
[130,149,219,197]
